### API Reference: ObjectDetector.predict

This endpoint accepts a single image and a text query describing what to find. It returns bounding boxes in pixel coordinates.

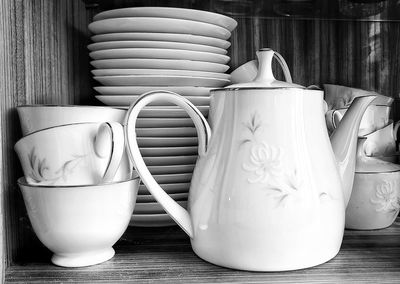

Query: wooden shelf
[6,219,400,283]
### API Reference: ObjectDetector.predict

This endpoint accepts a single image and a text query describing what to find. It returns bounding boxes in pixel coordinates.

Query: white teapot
[124,48,376,271]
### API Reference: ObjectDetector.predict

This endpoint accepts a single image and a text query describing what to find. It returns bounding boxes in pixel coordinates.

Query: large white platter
[136,127,198,137]
[87,40,227,55]
[93,7,237,31]
[96,95,210,106]
[148,164,195,175]
[140,146,198,157]
[136,192,188,203]
[130,213,176,227]
[136,137,198,147]
[91,69,230,80]
[91,32,231,49]
[134,200,187,214]
[94,86,213,96]
[90,58,229,73]
[88,17,231,40]
[143,155,198,166]
[138,183,191,194]
[93,75,229,87]
[137,107,208,119]
[135,118,196,128]
[89,48,230,64]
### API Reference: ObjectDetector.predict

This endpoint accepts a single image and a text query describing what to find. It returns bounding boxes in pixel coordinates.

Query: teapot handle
[124,90,211,238]
[273,51,293,83]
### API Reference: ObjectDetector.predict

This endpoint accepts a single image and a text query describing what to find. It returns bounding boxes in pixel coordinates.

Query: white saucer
[140,146,198,157]
[96,95,210,106]
[89,48,230,64]
[91,69,230,80]
[143,155,198,166]
[136,137,198,147]
[138,183,191,194]
[91,32,231,49]
[130,213,176,227]
[148,164,195,175]
[136,127,198,137]
[137,192,189,202]
[87,40,227,55]
[93,7,237,31]
[94,86,213,96]
[93,75,229,87]
[88,17,231,40]
[90,58,229,73]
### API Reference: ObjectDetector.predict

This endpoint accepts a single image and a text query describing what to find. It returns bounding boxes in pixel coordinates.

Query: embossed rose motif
[370,181,400,213]
[243,142,283,184]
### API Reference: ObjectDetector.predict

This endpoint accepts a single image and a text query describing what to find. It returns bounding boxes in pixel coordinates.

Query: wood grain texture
[6,219,400,283]
[0,0,93,269]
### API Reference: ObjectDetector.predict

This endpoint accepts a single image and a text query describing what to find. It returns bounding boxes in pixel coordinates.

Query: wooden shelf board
[5,220,400,283]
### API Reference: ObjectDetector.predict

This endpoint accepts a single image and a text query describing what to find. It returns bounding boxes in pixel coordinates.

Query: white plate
[93,75,229,87]
[140,146,198,156]
[135,118,195,128]
[148,164,195,175]
[91,69,230,80]
[94,86,212,96]
[143,155,198,166]
[130,213,176,227]
[96,95,210,106]
[138,183,191,194]
[90,58,229,73]
[137,107,208,118]
[87,40,227,55]
[149,173,192,184]
[93,7,237,31]
[136,127,198,137]
[137,137,198,147]
[134,200,187,214]
[89,48,230,65]
[91,32,231,49]
[88,18,231,40]
[137,192,188,203]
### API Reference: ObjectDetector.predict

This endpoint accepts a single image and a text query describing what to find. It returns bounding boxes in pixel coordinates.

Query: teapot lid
[226,48,305,90]
[355,138,400,173]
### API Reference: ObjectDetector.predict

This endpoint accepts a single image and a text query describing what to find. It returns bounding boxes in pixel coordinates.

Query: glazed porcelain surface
[345,138,400,230]
[14,122,128,185]
[363,120,399,157]
[125,49,375,271]
[325,105,391,136]
[17,105,126,136]
[17,175,139,267]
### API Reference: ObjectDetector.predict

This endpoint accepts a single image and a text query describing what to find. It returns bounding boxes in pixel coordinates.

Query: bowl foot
[51,248,115,267]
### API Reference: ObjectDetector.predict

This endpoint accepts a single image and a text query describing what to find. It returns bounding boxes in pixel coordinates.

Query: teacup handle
[94,122,125,183]
[325,109,343,133]
[124,90,211,238]
[273,51,292,83]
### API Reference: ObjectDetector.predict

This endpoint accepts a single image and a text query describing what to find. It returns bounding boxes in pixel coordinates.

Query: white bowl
[17,175,139,267]
[346,171,400,230]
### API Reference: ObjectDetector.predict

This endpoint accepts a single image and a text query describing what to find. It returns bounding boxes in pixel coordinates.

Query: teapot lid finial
[226,48,304,89]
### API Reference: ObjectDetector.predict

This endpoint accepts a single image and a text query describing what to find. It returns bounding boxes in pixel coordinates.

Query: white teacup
[18,174,139,267]
[326,105,391,136]
[17,105,126,136]
[363,120,400,157]
[14,122,128,186]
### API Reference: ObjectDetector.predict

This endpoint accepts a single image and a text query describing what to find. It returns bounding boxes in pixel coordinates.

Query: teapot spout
[330,95,376,206]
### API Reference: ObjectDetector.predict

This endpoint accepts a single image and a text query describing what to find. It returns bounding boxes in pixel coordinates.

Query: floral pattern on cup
[27,147,86,184]
[370,181,400,214]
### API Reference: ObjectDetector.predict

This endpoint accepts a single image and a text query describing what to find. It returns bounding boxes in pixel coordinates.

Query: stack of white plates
[89,7,237,227]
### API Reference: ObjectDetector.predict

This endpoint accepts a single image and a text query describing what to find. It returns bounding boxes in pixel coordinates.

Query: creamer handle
[124,90,211,238]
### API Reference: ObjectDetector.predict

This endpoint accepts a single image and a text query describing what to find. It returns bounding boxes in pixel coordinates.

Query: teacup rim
[17,172,140,189]
[16,104,127,111]
[16,121,117,141]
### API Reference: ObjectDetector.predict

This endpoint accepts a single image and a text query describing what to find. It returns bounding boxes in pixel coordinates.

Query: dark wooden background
[1,0,400,279]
